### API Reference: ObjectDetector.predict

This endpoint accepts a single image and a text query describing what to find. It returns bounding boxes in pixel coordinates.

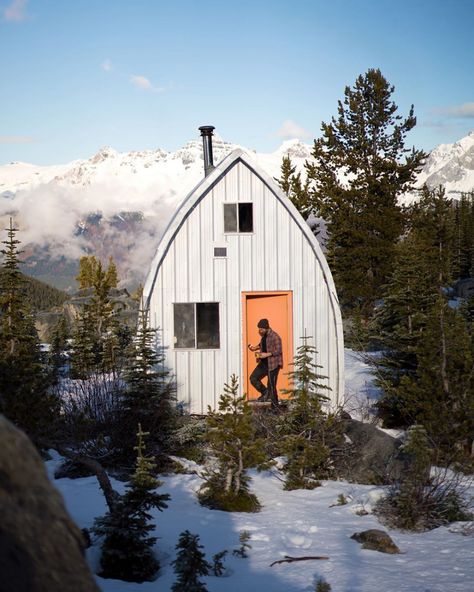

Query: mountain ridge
[0,132,473,290]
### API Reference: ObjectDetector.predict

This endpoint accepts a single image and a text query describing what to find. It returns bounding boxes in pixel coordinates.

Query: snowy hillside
[46,349,474,592]
[1,131,473,289]
[416,131,474,195]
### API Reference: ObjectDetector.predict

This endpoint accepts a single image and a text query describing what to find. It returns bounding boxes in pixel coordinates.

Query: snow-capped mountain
[416,131,474,195]
[0,136,311,290]
[0,132,472,290]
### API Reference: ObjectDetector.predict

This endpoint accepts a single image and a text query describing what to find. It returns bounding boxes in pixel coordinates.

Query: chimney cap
[199,125,215,136]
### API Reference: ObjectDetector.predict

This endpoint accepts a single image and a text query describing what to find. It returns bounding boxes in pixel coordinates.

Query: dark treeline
[0,268,69,311]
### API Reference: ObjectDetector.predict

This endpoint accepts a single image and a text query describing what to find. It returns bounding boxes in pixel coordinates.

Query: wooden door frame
[241,290,293,400]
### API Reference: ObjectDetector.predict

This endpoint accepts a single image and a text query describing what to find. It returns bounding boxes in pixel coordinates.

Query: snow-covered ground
[46,350,474,592]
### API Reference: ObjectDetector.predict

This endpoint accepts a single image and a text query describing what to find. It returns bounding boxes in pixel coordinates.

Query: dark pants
[250,363,280,406]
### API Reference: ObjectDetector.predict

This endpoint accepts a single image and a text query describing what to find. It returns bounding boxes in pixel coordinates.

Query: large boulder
[335,418,406,484]
[0,415,99,592]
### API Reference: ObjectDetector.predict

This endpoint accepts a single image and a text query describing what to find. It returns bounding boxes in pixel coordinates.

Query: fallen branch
[54,447,120,512]
[270,555,329,566]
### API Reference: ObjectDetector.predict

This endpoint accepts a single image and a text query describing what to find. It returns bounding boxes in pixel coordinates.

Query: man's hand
[248,344,259,352]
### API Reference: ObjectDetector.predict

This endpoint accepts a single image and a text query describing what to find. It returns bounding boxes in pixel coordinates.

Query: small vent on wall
[214,247,227,257]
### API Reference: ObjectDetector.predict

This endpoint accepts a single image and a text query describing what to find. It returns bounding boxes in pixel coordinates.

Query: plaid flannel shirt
[261,328,283,372]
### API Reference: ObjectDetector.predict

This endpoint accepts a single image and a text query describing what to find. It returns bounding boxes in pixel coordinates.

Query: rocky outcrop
[351,529,400,554]
[0,415,99,592]
[335,418,406,484]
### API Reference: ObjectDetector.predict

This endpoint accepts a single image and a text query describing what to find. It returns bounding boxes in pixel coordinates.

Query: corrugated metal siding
[145,156,344,414]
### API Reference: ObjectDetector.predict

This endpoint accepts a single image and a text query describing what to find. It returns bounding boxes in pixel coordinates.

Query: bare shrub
[55,372,125,457]
[374,426,473,531]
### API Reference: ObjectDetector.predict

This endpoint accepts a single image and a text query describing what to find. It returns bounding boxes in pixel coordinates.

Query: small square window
[223,203,253,233]
[214,247,227,257]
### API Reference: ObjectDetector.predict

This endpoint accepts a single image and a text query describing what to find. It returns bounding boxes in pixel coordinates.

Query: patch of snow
[43,350,474,591]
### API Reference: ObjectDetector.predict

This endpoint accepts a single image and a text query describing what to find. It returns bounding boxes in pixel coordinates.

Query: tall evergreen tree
[305,68,425,315]
[121,308,176,460]
[395,297,474,459]
[171,531,210,592]
[76,255,118,290]
[280,336,336,489]
[199,374,268,512]
[375,233,436,425]
[376,186,458,427]
[71,258,121,377]
[408,185,456,289]
[92,425,169,582]
[0,219,58,445]
[452,192,474,279]
[277,155,312,218]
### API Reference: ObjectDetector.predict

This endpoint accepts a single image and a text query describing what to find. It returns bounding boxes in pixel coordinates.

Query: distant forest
[0,269,69,312]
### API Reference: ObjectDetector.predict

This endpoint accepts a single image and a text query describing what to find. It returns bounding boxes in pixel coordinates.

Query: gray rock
[351,529,400,554]
[335,418,405,484]
[0,415,99,592]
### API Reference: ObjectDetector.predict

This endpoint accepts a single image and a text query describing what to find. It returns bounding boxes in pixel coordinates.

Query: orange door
[242,291,293,400]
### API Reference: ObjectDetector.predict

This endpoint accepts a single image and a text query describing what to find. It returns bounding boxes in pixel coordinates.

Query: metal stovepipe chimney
[199,125,215,177]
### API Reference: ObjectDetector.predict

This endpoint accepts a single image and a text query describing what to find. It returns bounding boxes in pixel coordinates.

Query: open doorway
[242,291,293,401]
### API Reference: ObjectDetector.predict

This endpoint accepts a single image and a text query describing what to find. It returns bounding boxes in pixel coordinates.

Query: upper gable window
[224,203,253,233]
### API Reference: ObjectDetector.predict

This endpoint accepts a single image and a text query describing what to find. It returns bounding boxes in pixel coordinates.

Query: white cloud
[130,74,164,93]
[101,58,113,72]
[0,135,35,144]
[435,102,474,119]
[3,0,29,22]
[275,119,312,139]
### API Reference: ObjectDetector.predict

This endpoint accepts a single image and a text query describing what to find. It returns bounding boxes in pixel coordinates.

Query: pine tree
[305,68,425,315]
[277,155,312,219]
[76,255,118,290]
[452,192,474,279]
[171,530,209,592]
[375,233,436,426]
[409,185,456,289]
[199,374,268,512]
[92,425,169,582]
[76,255,97,289]
[0,219,58,445]
[396,297,474,460]
[280,336,336,489]
[376,186,458,428]
[105,256,118,288]
[71,257,121,376]
[121,308,176,460]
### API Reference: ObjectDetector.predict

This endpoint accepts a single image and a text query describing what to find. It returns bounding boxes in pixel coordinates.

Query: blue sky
[1,0,473,165]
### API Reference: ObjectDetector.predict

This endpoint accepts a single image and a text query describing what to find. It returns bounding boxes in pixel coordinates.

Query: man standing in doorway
[248,319,283,408]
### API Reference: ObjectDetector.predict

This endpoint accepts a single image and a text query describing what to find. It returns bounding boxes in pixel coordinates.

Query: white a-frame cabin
[143,127,344,414]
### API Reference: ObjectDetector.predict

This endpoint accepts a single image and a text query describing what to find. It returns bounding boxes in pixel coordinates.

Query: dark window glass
[224,203,237,232]
[196,303,220,349]
[238,203,253,232]
[174,303,195,348]
[214,247,227,257]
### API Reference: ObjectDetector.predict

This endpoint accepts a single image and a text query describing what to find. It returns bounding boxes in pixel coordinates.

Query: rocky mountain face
[0,132,472,291]
[416,131,474,195]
